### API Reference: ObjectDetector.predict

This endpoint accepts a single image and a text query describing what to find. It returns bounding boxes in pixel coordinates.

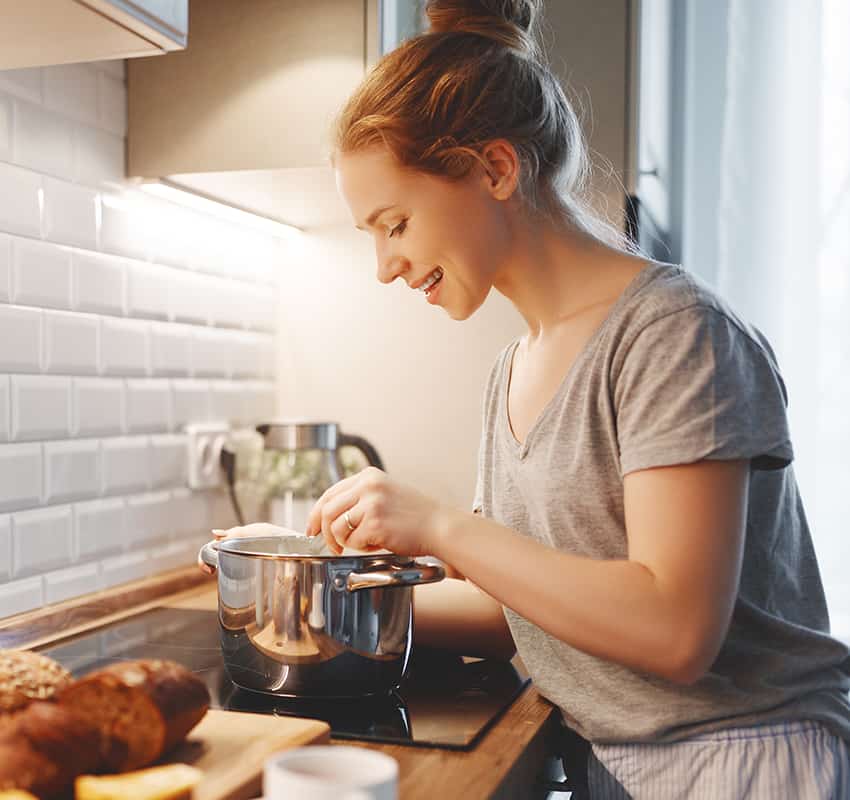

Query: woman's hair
[333,0,632,250]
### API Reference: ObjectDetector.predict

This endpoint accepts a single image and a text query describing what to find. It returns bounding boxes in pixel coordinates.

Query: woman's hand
[304,467,447,557]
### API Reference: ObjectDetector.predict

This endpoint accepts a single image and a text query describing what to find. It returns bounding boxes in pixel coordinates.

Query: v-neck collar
[501,261,667,459]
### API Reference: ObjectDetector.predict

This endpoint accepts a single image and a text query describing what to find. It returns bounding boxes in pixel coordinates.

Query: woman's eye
[389,220,407,238]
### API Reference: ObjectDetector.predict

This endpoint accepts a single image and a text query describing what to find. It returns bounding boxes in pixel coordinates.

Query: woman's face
[335,146,513,320]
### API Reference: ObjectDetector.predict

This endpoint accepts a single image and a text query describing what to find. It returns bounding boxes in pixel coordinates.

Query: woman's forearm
[430,511,697,683]
[413,578,517,661]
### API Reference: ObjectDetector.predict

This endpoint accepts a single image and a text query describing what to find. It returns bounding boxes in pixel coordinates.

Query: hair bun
[426,0,540,55]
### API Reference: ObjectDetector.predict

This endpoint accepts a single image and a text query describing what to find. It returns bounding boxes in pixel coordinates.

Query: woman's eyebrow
[356,205,396,230]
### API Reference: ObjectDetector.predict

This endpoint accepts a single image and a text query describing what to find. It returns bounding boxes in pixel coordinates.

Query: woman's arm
[431,459,749,685]
[413,578,517,661]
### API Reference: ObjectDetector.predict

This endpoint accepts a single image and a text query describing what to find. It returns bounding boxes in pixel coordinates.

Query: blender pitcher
[222,421,385,531]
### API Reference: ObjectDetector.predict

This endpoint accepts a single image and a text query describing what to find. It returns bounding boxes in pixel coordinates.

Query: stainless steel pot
[199,535,445,698]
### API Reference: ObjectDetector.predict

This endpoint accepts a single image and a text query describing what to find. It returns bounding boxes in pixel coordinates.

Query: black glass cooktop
[39,607,530,750]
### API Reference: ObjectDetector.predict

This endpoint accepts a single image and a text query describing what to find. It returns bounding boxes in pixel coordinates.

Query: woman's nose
[375,243,409,285]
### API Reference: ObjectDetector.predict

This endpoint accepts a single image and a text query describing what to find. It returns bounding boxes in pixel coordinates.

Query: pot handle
[199,539,220,570]
[343,561,445,592]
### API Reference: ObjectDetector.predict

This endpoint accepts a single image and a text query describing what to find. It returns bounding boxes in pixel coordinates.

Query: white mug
[264,745,399,800]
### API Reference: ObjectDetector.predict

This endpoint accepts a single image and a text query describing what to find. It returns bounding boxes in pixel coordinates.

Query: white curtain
[715,0,850,639]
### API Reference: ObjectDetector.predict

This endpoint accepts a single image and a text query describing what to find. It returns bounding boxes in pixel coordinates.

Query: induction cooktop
[40,606,530,750]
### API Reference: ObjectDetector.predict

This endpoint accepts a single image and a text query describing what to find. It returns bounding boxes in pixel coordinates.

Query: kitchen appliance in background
[221,422,385,530]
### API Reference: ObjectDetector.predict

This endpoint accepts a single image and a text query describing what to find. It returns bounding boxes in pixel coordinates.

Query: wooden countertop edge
[0,566,215,650]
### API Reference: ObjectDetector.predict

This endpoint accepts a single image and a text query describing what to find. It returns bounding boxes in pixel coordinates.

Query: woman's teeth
[419,267,443,294]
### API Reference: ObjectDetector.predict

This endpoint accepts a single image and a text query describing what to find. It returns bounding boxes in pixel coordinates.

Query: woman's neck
[493,212,648,340]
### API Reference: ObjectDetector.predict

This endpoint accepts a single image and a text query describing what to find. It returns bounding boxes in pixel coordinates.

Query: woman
[226,0,850,795]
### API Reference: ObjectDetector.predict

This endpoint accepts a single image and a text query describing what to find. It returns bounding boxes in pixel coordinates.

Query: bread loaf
[58,660,209,772]
[0,651,72,713]
[0,701,101,797]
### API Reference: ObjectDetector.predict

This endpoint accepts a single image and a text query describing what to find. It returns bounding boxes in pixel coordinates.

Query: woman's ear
[480,140,520,200]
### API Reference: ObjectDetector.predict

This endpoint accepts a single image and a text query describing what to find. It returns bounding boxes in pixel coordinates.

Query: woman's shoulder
[614,261,780,368]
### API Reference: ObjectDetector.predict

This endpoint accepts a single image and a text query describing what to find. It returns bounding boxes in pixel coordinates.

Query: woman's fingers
[318,491,359,550]
[305,473,362,537]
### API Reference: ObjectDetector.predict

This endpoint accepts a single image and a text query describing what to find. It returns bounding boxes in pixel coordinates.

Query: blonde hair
[334,0,632,250]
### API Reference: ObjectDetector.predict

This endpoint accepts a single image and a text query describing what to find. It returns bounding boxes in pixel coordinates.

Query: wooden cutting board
[160,708,330,800]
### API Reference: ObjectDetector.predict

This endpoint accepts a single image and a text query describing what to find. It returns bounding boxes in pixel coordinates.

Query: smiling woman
[227,0,850,795]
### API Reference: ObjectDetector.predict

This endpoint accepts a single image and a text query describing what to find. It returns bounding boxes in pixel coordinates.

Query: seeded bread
[0,651,72,713]
[58,660,210,772]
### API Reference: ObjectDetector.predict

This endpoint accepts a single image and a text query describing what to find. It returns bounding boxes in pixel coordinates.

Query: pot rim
[213,535,415,564]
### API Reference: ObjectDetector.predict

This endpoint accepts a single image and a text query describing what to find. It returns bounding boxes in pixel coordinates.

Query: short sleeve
[613,306,793,476]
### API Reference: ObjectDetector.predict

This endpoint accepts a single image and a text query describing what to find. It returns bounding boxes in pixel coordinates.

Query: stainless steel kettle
[222,421,384,531]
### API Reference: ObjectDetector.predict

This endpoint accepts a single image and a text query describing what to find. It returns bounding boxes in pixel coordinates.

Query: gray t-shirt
[474,261,850,745]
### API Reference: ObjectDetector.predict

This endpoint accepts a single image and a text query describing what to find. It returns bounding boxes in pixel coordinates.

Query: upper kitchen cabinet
[0,0,188,70]
[129,0,372,177]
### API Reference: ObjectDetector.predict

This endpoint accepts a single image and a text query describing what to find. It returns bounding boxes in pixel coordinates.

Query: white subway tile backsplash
[0,514,10,580]
[208,278,250,329]
[0,60,279,616]
[231,333,267,379]
[45,439,100,504]
[0,443,41,512]
[191,328,231,378]
[72,251,125,315]
[169,269,210,325]
[0,233,10,301]
[11,376,71,440]
[0,305,41,372]
[0,161,41,238]
[172,380,211,429]
[0,93,11,163]
[126,379,171,433]
[171,488,209,536]
[151,323,191,377]
[42,178,98,249]
[126,491,171,546]
[11,237,72,309]
[0,576,43,617]
[0,377,8,442]
[44,562,100,605]
[245,285,277,332]
[97,73,127,137]
[75,498,125,559]
[12,505,73,577]
[45,310,99,374]
[100,195,149,261]
[210,381,247,425]
[102,436,149,494]
[150,434,187,489]
[74,124,125,188]
[13,99,75,181]
[0,69,41,104]
[43,64,99,126]
[127,262,170,320]
[74,378,124,436]
[99,550,147,589]
[100,318,149,375]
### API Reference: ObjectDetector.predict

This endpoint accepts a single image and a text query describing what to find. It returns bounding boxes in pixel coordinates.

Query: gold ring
[344,511,356,532]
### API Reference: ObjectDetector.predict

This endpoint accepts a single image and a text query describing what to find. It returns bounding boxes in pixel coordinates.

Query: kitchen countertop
[2,574,565,799]
[164,586,564,799]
